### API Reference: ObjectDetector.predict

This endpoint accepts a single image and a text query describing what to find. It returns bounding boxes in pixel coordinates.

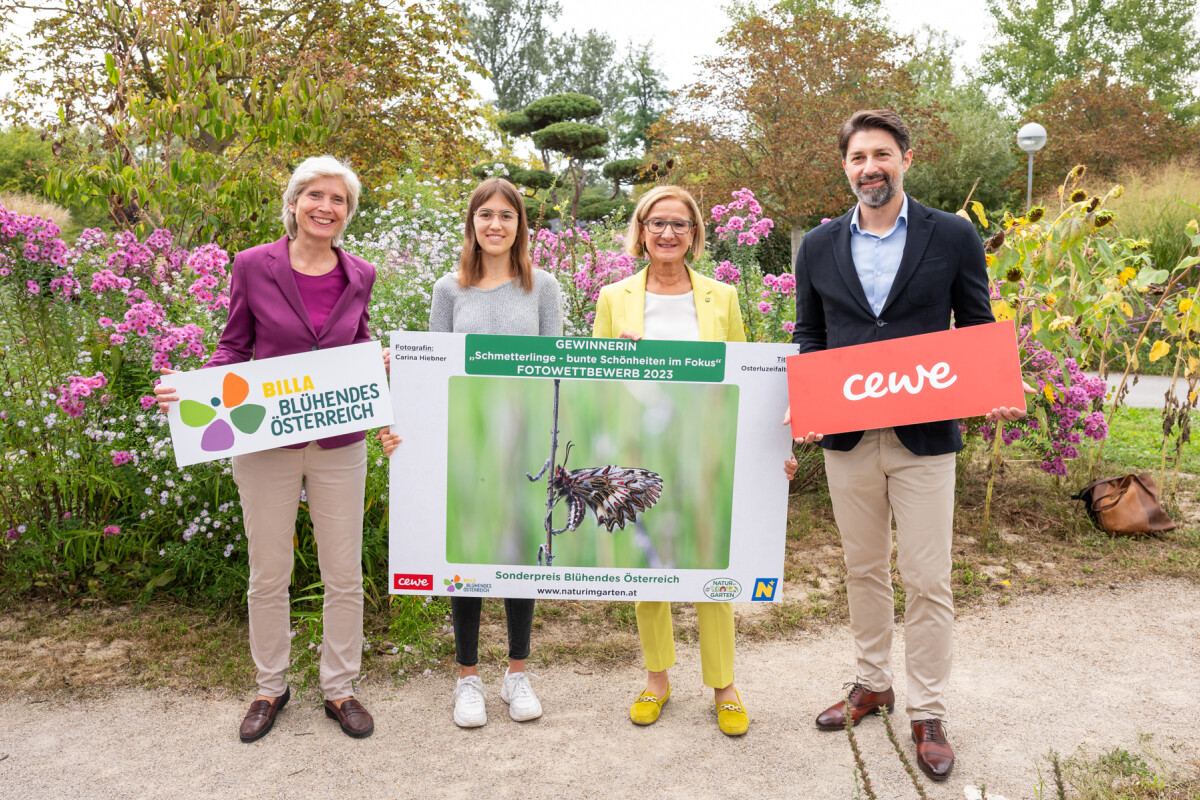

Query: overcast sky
[551,0,996,89]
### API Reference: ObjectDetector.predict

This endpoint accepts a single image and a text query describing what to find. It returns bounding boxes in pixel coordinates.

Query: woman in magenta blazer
[155,156,382,742]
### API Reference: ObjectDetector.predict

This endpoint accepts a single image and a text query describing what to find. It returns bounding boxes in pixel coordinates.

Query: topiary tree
[496,92,609,219]
[470,161,559,197]
[601,158,653,199]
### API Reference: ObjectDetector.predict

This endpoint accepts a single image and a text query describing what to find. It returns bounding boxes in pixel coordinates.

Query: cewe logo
[703,578,741,601]
[752,578,778,601]
[843,362,957,401]
[393,573,433,591]
[180,372,266,452]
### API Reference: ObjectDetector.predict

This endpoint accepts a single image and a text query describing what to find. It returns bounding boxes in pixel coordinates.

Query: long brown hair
[458,177,533,292]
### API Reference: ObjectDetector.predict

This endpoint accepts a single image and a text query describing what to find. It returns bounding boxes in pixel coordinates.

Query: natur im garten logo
[702,578,742,601]
[179,372,266,451]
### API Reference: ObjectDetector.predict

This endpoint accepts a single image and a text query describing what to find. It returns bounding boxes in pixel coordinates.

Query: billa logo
[752,578,778,601]
[393,573,433,591]
[702,578,742,601]
[179,372,266,451]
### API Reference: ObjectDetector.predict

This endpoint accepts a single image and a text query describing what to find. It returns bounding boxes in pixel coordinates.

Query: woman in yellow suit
[592,185,749,736]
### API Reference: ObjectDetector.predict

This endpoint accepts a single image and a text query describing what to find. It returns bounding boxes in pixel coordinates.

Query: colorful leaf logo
[181,372,265,452]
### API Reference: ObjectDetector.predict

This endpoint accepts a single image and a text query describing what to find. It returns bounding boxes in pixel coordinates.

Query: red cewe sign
[786,320,1026,437]
[393,573,434,591]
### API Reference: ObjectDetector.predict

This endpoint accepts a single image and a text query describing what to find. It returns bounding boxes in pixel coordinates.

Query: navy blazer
[791,195,994,456]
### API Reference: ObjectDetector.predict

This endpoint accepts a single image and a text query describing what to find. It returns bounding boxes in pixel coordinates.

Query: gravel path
[1,581,1198,800]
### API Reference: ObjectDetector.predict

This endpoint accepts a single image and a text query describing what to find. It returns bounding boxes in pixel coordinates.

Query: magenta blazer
[205,235,377,449]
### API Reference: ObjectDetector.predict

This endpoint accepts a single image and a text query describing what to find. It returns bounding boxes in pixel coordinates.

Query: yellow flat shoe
[629,685,670,725]
[717,688,749,736]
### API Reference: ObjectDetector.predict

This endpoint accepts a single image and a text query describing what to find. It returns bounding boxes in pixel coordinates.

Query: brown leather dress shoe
[911,718,955,781]
[324,697,374,738]
[239,687,290,743]
[815,682,895,730]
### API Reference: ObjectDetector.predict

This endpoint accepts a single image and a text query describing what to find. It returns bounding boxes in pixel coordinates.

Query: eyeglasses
[475,209,518,224]
[643,218,695,235]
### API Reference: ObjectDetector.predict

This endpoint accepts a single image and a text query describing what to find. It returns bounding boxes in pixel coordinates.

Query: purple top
[294,263,349,336]
[205,236,376,450]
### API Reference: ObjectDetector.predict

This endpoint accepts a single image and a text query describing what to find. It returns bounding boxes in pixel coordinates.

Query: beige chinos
[822,428,957,721]
[233,440,367,700]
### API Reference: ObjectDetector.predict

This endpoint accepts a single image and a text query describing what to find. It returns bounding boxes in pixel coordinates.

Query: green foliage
[546,32,624,112]
[2,0,485,182]
[1107,160,1200,275]
[901,30,1019,214]
[602,159,651,184]
[0,127,53,196]
[524,93,603,126]
[610,49,670,156]
[465,0,561,112]
[981,0,1200,119]
[576,199,634,221]
[524,195,560,223]
[495,111,536,137]
[43,3,343,251]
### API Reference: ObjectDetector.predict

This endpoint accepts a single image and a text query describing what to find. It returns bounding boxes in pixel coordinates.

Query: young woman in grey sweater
[381,177,562,727]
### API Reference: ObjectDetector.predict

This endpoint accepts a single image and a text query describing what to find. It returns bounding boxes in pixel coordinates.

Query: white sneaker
[500,669,543,721]
[452,675,487,728]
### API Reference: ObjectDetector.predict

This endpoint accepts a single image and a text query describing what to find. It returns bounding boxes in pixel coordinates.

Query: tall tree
[655,1,945,228]
[546,30,624,112]
[0,0,486,179]
[901,29,1019,212]
[1021,76,1197,196]
[466,0,560,112]
[981,0,1200,119]
[610,46,670,157]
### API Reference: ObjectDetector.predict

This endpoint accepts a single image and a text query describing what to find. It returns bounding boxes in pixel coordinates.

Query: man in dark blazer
[783,110,1025,781]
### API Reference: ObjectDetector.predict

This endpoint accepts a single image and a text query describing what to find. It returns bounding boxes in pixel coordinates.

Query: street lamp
[1016,122,1047,211]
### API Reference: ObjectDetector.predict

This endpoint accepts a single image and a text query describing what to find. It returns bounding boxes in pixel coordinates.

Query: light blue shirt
[850,194,909,317]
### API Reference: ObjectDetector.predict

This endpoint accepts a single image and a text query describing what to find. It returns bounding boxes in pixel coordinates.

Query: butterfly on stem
[547,442,663,534]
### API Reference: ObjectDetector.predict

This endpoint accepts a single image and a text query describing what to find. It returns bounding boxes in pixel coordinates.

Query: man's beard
[853,172,897,208]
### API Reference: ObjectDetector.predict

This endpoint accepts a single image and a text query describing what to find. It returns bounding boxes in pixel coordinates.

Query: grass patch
[1041,737,1200,799]
[1101,407,1200,475]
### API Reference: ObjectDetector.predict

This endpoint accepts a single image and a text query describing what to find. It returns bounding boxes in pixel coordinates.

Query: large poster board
[388,333,795,603]
[166,341,392,467]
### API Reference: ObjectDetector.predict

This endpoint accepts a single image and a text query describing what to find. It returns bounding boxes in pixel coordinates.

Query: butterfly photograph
[444,376,739,569]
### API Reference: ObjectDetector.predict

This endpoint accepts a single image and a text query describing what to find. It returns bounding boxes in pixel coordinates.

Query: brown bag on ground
[1072,472,1176,535]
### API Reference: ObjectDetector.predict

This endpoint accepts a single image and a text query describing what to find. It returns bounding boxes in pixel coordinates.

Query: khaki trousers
[636,601,735,689]
[823,428,956,720]
[232,441,367,700]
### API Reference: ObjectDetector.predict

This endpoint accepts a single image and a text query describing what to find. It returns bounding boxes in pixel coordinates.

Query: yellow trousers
[635,601,735,689]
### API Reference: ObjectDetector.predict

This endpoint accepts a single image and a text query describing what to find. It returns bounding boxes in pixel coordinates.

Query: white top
[643,291,700,342]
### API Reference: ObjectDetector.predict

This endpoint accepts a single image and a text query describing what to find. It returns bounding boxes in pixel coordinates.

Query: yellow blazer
[592,265,747,343]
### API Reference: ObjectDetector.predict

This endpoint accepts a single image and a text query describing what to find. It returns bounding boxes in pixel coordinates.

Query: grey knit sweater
[429,269,563,336]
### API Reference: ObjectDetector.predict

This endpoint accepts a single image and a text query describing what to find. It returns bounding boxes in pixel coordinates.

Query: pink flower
[139,395,157,410]
[26,280,40,294]
[103,525,121,537]
[758,301,773,313]
[111,451,132,466]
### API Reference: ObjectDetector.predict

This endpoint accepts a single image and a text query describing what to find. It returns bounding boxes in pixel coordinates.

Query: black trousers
[450,596,535,666]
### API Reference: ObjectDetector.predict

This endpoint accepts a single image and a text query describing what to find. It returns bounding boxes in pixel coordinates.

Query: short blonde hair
[281,155,361,246]
[624,185,706,261]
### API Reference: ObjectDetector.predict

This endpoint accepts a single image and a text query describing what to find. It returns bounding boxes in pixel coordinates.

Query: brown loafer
[815,682,895,730]
[324,697,374,738]
[912,718,955,781]
[239,687,290,743]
